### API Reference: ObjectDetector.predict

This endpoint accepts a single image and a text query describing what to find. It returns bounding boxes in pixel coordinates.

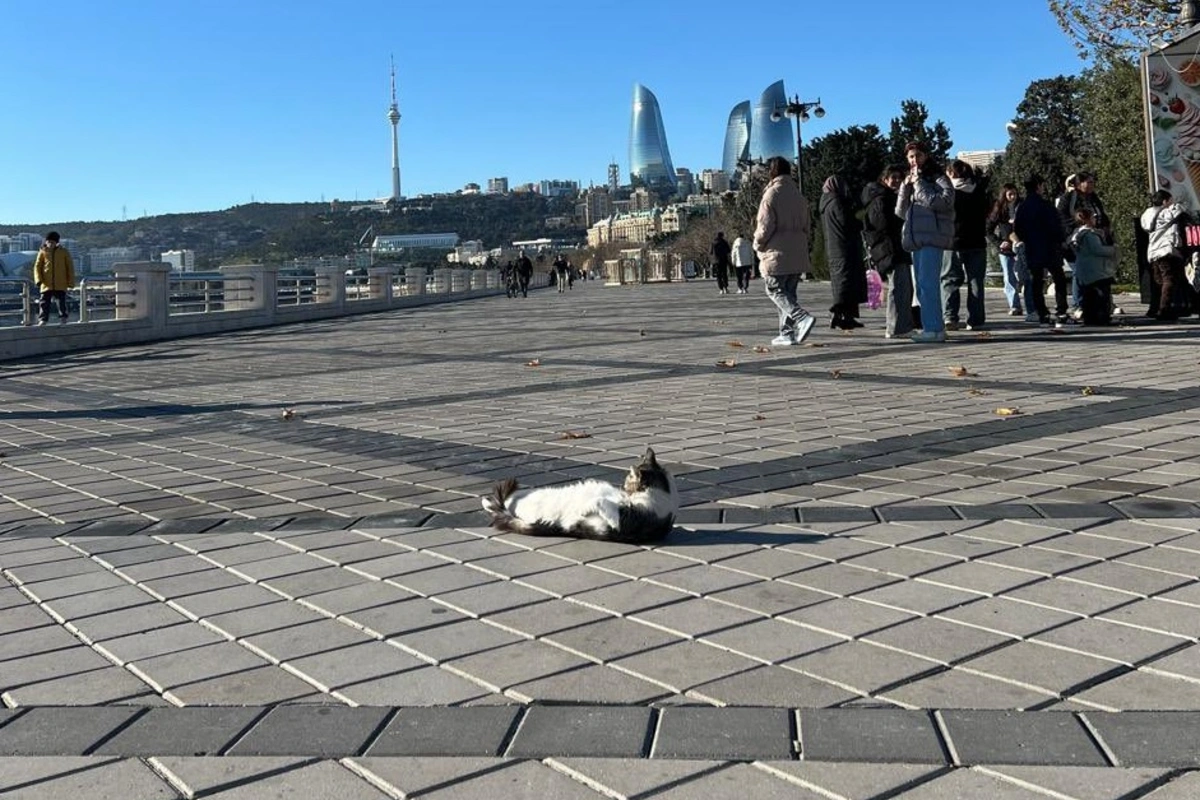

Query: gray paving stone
[799,708,946,763]
[227,705,390,756]
[1111,498,1200,517]
[0,707,143,755]
[760,761,947,799]
[956,504,1042,520]
[798,507,879,523]
[165,665,322,705]
[153,757,392,799]
[550,757,731,800]
[93,706,265,756]
[335,665,494,705]
[507,705,652,758]
[985,765,1174,800]
[0,756,178,798]
[508,663,673,704]
[366,706,520,756]
[1084,711,1200,767]
[939,710,1107,766]
[653,707,792,760]
[690,665,859,707]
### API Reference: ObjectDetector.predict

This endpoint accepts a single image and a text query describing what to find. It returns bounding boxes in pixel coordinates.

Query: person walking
[732,232,754,294]
[32,231,75,326]
[941,159,989,330]
[986,183,1026,317]
[754,156,816,346]
[862,165,913,339]
[896,142,955,342]
[516,251,533,298]
[1014,175,1068,328]
[711,232,732,294]
[1140,189,1189,321]
[820,174,866,330]
[553,254,569,294]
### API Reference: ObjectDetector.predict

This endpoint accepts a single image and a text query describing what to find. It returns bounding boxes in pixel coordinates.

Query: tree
[804,124,890,210]
[887,100,953,165]
[1049,0,1185,60]
[1079,57,1151,282]
[993,76,1086,197]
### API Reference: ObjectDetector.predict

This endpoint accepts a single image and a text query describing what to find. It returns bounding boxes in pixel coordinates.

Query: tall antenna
[387,55,402,202]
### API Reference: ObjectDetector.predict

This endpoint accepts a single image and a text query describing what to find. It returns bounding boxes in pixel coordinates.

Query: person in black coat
[1013,175,1067,326]
[820,174,866,329]
[862,165,913,338]
[942,160,990,330]
[711,232,732,294]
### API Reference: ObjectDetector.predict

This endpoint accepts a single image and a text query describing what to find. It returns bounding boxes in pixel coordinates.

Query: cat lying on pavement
[481,447,678,543]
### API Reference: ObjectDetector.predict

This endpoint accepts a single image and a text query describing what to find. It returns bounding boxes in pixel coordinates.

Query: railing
[0,279,34,327]
[276,272,319,307]
[78,276,123,322]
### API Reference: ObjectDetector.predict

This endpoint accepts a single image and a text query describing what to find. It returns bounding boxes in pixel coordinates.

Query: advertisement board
[1144,27,1200,208]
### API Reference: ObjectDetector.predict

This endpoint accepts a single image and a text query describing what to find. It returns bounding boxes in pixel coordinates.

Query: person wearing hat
[896,142,955,342]
[32,231,76,326]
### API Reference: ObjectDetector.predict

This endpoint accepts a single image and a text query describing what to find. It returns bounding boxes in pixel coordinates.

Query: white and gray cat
[481,447,678,543]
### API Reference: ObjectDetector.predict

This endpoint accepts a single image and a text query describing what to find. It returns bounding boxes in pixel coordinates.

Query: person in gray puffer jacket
[896,142,955,342]
[1140,190,1189,321]
[1069,208,1117,325]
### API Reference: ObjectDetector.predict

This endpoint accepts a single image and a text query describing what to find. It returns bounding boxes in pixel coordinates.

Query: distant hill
[0,194,584,269]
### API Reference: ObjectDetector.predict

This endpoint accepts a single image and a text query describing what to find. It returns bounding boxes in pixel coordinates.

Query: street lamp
[771,95,825,193]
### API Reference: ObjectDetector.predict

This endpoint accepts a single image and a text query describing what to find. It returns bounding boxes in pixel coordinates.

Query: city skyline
[5,0,1083,224]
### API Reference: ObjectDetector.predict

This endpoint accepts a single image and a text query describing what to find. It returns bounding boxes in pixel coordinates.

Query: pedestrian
[33,231,75,326]
[1057,171,1110,319]
[1014,175,1069,328]
[753,156,816,346]
[711,232,732,294]
[1069,208,1118,325]
[1140,189,1189,321]
[986,183,1027,317]
[732,232,754,293]
[862,165,914,339]
[896,142,955,342]
[820,174,866,330]
[553,253,569,294]
[941,159,989,331]
[516,251,533,298]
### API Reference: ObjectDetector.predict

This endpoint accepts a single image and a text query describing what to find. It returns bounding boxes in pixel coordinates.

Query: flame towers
[628,84,676,188]
[749,80,794,163]
[722,101,751,178]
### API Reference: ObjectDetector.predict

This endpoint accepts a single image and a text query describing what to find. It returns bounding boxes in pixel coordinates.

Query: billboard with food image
[1144,30,1200,210]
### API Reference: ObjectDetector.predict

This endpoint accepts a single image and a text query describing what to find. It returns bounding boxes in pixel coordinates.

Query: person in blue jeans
[941,159,989,330]
[896,142,955,343]
[986,184,1025,317]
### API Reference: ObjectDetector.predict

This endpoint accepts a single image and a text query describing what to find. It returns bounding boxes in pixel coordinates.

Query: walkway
[2,281,1200,797]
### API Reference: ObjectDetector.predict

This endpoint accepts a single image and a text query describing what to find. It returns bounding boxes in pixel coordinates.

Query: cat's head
[624,447,673,494]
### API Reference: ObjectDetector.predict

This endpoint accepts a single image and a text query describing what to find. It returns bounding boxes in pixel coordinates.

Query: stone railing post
[112,262,170,333]
[315,267,346,311]
[469,269,487,290]
[368,267,393,301]
[451,269,471,293]
[219,264,277,322]
[404,267,426,296]
[432,268,452,294]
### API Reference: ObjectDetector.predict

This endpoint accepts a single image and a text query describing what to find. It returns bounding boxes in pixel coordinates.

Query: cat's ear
[642,447,657,465]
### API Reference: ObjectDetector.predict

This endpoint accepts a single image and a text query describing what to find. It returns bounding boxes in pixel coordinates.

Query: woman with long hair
[896,142,956,342]
[753,156,816,345]
[986,183,1026,317]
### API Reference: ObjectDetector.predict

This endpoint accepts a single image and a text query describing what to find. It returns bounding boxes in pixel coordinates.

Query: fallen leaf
[830,369,843,379]
[804,342,826,348]
[752,414,766,421]
[716,358,738,368]
[525,358,541,367]
[751,346,770,354]
[966,388,986,396]
[1081,386,1096,396]
[994,407,1022,416]
[727,340,745,348]
[281,408,296,420]
[712,319,729,326]
[975,331,993,339]
[948,365,974,378]
[559,431,592,440]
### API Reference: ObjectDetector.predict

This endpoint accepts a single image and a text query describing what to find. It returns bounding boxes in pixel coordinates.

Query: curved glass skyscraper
[629,84,677,188]
[749,80,794,163]
[722,101,751,179]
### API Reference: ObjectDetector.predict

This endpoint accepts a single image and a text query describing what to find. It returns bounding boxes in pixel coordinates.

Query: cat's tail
[482,479,525,531]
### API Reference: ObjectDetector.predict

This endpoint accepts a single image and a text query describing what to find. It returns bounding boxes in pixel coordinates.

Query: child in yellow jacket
[32,231,75,325]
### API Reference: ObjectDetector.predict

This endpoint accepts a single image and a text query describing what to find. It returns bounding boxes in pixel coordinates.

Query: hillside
[0,193,584,268]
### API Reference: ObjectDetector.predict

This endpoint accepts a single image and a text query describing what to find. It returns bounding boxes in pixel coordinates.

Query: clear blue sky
[5,0,1082,225]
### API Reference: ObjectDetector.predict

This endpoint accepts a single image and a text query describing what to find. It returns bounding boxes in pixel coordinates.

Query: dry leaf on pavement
[281,408,296,420]
[752,414,766,421]
[727,340,745,348]
[751,346,770,354]
[716,358,738,368]
[994,407,1021,416]
[525,358,541,367]
[805,342,826,348]
[559,431,592,440]
[948,365,975,377]
[1081,386,1096,396]
[966,388,986,396]
[830,369,843,379]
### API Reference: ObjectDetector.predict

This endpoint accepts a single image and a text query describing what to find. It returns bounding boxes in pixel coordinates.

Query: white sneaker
[1008,308,1022,316]
[793,313,815,344]
[770,334,796,346]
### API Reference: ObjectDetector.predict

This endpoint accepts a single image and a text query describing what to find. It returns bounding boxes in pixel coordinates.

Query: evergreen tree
[887,100,953,165]
[994,76,1086,197]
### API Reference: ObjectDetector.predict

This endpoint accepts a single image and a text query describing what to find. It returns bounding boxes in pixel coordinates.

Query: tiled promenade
[2,280,1200,797]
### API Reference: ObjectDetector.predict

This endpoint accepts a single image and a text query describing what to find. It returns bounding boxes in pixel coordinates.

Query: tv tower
[387,56,402,201]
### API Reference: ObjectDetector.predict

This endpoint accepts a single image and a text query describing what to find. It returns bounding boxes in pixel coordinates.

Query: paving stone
[0,756,178,798]
[508,663,673,704]
[507,705,652,758]
[551,757,730,800]
[649,762,816,799]
[3,663,160,705]
[878,668,1056,710]
[956,504,1042,520]
[797,507,879,523]
[613,640,761,692]
[93,706,265,756]
[448,639,591,690]
[0,707,143,755]
[1111,498,1200,517]
[367,706,520,756]
[957,641,1124,696]
[165,665,322,705]
[371,758,601,799]
[1139,771,1200,798]
[784,640,941,694]
[985,765,1174,800]
[653,707,792,760]
[1084,711,1200,767]
[227,705,390,757]
[691,665,859,707]
[798,708,946,763]
[899,768,1071,798]
[544,617,684,662]
[335,665,493,705]
[759,761,947,799]
[154,757,391,799]
[939,710,1107,766]
[343,756,511,797]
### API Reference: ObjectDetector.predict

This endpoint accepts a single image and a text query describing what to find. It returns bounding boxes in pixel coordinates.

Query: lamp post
[771,95,825,193]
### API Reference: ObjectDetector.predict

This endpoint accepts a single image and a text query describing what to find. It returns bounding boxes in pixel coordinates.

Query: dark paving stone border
[5,501,1198,538]
[2,704,1197,766]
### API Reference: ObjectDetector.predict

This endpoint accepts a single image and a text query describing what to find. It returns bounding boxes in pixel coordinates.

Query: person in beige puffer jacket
[753,156,815,346]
